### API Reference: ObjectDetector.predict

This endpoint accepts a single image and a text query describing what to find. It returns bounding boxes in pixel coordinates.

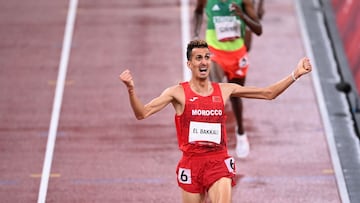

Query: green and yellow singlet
[205,0,246,51]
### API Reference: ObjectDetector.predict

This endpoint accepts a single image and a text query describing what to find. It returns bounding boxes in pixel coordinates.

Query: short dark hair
[186,39,208,61]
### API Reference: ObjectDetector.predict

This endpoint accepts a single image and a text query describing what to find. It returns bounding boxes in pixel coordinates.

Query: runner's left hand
[294,57,312,79]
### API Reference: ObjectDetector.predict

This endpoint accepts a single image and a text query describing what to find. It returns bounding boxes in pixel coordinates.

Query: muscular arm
[221,57,312,100]
[230,75,295,100]
[119,70,177,120]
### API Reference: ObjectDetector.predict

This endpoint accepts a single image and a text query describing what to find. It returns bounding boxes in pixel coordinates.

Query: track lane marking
[37,0,78,203]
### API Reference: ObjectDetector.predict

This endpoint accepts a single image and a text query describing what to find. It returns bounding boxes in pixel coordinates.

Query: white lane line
[294,1,350,203]
[37,0,78,202]
[180,0,191,81]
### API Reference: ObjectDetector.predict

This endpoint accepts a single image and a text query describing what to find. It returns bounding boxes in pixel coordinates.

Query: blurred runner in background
[193,0,263,158]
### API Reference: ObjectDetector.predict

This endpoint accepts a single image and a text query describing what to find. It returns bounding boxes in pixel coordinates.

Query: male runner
[119,40,311,202]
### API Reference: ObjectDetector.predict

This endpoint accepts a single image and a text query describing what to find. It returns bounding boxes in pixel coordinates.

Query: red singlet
[175,82,228,155]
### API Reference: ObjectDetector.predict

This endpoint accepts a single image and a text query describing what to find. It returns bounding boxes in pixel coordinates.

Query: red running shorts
[176,151,236,193]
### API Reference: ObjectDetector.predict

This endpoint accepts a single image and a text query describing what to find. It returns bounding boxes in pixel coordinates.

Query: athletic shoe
[236,132,250,158]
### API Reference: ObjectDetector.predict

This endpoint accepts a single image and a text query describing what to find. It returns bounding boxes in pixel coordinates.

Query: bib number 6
[178,168,192,184]
[224,157,236,174]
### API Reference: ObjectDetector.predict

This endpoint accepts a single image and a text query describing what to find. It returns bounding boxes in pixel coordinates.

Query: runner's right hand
[119,69,135,89]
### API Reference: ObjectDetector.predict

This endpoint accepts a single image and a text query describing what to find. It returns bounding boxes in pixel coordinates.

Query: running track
[0,0,341,202]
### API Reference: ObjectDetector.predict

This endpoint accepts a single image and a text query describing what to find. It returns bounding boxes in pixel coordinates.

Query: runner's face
[188,48,211,79]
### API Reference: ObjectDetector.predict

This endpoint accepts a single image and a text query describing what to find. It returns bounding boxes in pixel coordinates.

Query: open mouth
[199,67,207,72]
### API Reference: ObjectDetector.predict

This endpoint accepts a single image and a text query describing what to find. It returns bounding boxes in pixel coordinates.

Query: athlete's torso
[175,82,228,155]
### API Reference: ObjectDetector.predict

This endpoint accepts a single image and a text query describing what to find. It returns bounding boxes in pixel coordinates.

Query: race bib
[213,16,241,41]
[224,157,236,174]
[189,121,221,144]
[178,168,192,184]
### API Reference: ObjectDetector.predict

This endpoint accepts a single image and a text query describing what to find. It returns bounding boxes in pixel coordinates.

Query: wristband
[291,71,298,81]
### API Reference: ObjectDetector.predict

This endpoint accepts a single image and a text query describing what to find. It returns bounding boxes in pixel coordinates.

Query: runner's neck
[189,80,213,96]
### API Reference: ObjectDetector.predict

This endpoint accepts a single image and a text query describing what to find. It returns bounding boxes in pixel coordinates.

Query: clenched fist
[119,69,135,90]
[294,57,312,80]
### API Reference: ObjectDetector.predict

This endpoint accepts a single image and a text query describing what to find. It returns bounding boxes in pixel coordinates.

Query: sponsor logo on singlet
[212,4,220,11]
[191,109,223,116]
[189,97,198,102]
